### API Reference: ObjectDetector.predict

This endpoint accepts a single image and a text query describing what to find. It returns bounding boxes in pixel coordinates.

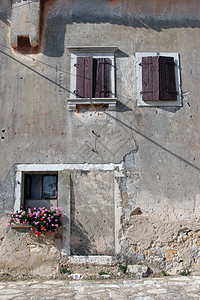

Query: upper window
[75,57,111,99]
[136,53,182,107]
[67,46,118,111]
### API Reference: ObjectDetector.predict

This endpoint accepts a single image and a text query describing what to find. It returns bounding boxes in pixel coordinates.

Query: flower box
[8,207,64,236]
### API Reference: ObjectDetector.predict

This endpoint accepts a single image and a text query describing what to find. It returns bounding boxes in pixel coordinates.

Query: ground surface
[0,276,200,299]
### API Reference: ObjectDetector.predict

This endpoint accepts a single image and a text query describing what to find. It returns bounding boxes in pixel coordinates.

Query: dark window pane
[24,175,31,199]
[31,175,42,199]
[159,56,177,101]
[43,175,57,198]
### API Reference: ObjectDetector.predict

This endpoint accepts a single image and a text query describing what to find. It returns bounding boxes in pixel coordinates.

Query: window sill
[67,98,117,111]
[10,224,62,238]
[11,224,32,229]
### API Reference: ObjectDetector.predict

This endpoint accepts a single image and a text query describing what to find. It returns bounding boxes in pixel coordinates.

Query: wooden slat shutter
[141,56,159,101]
[94,58,111,98]
[159,56,177,101]
[76,57,93,98]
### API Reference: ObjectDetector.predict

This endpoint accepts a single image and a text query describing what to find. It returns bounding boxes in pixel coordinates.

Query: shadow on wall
[70,219,92,255]
[70,175,92,255]
[43,0,200,57]
[0,0,12,25]
[1,0,200,57]
[70,0,200,31]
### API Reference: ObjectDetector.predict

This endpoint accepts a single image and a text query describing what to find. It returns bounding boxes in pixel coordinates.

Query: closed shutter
[141,56,177,101]
[94,58,111,98]
[141,56,159,101]
[159,56,177,101]
[76,57,93,98]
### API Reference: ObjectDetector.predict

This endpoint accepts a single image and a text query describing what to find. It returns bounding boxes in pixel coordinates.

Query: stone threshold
[68,256,118,265]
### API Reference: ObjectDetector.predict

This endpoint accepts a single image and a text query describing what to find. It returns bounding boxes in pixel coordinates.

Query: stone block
[164,249,177,261]
[180,250,192,266]
[68,273,83,280]
[127,264,149,278]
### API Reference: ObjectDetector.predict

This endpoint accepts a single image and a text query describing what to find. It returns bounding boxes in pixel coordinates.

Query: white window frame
[14,163,123,260]
[67,46,118,111]
[135,52,182,107]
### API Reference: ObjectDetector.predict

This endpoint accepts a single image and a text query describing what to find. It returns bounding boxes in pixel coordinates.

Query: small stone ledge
[68,256,118,265]
[67,98,117,111]
[10,224,32,229]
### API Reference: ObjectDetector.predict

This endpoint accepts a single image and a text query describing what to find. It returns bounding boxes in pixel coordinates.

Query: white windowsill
[67,98,117,111]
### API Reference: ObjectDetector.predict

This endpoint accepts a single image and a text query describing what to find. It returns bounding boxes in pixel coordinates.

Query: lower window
[24,173,58,208]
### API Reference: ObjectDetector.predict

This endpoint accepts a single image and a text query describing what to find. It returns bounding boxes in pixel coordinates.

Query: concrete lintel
[67,46,118,53]
[16,163,123,172]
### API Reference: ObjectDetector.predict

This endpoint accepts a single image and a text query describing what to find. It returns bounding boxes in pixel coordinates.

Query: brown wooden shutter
[76,57,93,98]
[159,56,177,101]
[94,58,111,98]
[141,56,159,101]
[141,56,177,101]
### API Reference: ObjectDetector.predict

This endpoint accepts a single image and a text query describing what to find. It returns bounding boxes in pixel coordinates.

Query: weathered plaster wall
[70,170,115,255]
[0,0,200,277]
[10,0,40,49]
[0,216,61,279]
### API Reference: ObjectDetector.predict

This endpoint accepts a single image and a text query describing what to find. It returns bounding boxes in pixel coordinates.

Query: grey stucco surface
[0,0,200,276]
[70,170,115,255]
[0,0,199,219]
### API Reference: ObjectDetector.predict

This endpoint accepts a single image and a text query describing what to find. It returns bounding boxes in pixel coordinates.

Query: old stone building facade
[0,0,200,278]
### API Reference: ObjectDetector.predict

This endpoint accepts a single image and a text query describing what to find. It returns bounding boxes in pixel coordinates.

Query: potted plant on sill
[8,206,64,237]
